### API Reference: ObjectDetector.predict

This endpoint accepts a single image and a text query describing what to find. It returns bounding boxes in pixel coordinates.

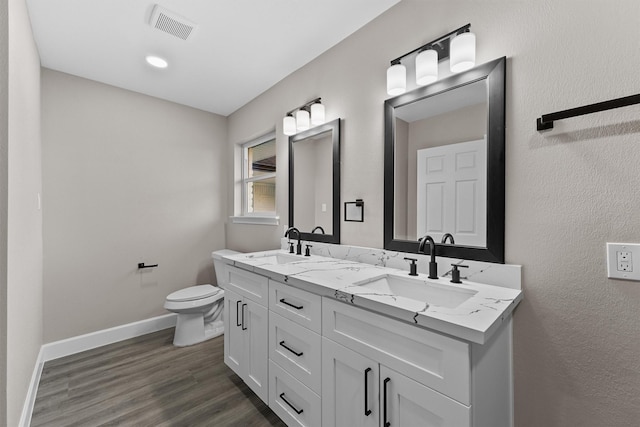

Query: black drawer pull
[279,392,304,414]
[279,340,303,357]
[241,303,247,330]
[383,377,391,427]
[279,298,303,310]
[364,367,372,416]
[236,300,242,327]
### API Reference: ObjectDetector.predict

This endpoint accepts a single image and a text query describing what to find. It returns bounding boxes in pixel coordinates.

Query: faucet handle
[450,264,469,284]
[305,244,312,257]
[288,242,295,254]
[404,257,418,276]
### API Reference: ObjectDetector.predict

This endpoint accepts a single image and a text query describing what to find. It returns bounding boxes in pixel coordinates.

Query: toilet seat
[166,284,220,302]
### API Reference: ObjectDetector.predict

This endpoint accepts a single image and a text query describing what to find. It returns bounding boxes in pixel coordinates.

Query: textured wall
[7,0,42,424]
[42,70,228,342]
[228,1,640,425]
[0,0,8,423]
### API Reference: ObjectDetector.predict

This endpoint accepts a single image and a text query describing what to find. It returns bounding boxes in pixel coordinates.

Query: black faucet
[418,235,438,279]
[311,226,325,234]
[284,227,302,255]
[441,233,455,244]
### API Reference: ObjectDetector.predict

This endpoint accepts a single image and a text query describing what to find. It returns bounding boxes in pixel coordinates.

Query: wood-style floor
[31,328,286,426]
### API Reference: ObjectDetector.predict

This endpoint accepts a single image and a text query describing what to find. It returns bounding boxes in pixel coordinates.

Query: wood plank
[31,328,286,426]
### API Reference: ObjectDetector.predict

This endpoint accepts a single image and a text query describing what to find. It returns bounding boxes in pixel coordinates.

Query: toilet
[164,249,239,347]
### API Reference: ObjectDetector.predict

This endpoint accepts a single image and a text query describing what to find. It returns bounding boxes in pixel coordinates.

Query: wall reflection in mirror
[384,57,505,263]
[393,79,487,246]
[289,118,340,244]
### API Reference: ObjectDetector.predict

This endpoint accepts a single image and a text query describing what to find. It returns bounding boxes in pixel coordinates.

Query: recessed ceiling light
[145,55,168,69]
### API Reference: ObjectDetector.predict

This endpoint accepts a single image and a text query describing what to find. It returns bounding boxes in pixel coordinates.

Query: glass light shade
[450,32,476,73]
[386,63,406,96]
[283,115,296,135]
[415,49,438,86]
[296,109,310,132]
[145,55,168,69]
[311,103,325,126]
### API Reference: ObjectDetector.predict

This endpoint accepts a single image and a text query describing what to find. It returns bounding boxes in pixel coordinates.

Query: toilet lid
[167,284,220,302]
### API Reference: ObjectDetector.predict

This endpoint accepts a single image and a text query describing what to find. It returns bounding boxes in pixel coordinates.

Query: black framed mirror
[289,118,341,244]
[384,57,505,263]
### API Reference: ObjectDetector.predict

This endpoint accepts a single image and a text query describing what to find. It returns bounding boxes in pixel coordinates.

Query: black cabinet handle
[279,298,303,310]
[383,377,391,427]
[279,392,304,414]
[236,300,242,327]
[279,340,303,357]
[364,367,372,416]
[241,303,247,330]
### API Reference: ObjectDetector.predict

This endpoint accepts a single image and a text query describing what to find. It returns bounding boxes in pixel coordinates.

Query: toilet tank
[212,249,240,287]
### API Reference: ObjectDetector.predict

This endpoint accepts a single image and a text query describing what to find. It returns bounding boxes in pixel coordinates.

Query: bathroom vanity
[218,246,522,427]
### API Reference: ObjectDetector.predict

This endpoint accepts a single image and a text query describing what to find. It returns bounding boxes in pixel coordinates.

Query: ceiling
[26,0,400,116]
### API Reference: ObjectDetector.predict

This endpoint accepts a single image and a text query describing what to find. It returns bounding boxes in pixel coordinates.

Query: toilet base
[173,314,224,347]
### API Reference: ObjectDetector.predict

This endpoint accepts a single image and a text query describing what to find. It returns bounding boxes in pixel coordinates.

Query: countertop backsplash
[280,238,521,291]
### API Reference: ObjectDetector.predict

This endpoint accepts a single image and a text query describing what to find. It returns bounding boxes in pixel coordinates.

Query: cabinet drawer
[269,280,322,333]
[269,311,322,394]
[269,360,321,427]
[225,265,268,306]
[322,297,470,405]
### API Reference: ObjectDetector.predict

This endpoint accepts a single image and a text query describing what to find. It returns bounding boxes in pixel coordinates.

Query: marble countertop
[221,249,523,344]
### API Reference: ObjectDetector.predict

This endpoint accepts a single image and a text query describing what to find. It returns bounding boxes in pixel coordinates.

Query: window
[240,133,277,219]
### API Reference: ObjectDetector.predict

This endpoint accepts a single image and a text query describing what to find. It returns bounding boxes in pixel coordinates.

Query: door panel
[322,338,378,427]
[224,289,243,376]
[245,299,269,403]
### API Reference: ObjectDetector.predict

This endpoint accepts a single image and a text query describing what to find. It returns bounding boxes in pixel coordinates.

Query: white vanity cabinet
[221,254,517,427]
[322,297,513,427]
[223,266,269,403]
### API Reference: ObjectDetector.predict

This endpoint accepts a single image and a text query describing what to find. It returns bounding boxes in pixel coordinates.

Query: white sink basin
[246,252,302,264]
[353,274,478,308]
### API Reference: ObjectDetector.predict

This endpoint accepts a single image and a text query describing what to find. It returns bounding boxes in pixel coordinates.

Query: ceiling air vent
[149,5,197,41]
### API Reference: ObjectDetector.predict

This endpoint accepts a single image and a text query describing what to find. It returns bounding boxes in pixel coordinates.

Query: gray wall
[0,0,8,422]
[227,1,640,426]
[6,0,42,424]
[42,70,228,342]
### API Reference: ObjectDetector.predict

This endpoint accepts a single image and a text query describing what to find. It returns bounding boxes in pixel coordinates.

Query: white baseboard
[41,313,177,362]
[20,313,177,427]
[19,347,45,427]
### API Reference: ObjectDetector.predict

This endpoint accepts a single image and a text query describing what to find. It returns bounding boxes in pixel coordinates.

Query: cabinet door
[244,298,269,403]
[380,366,471,427]
[224,289,243,377]
[322,338,378,427]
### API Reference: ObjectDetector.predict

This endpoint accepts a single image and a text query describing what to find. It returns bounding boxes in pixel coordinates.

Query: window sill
[230,216,280,226]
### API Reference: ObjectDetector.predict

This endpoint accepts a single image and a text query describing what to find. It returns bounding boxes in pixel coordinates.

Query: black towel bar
[537,93,640,131]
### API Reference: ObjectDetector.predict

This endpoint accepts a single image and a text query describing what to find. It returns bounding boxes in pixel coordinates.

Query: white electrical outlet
[607,243,640,281]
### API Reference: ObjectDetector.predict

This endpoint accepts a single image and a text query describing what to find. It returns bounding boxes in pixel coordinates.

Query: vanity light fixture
[145,55,168,69]
[283,114,297,136]
[450,30,476,73]
[296,108,310,132]
[387,62,407,96]
[282,98,325,136]
[386,23,475,96]
[310,102,325,126]
[415,48,438,86]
